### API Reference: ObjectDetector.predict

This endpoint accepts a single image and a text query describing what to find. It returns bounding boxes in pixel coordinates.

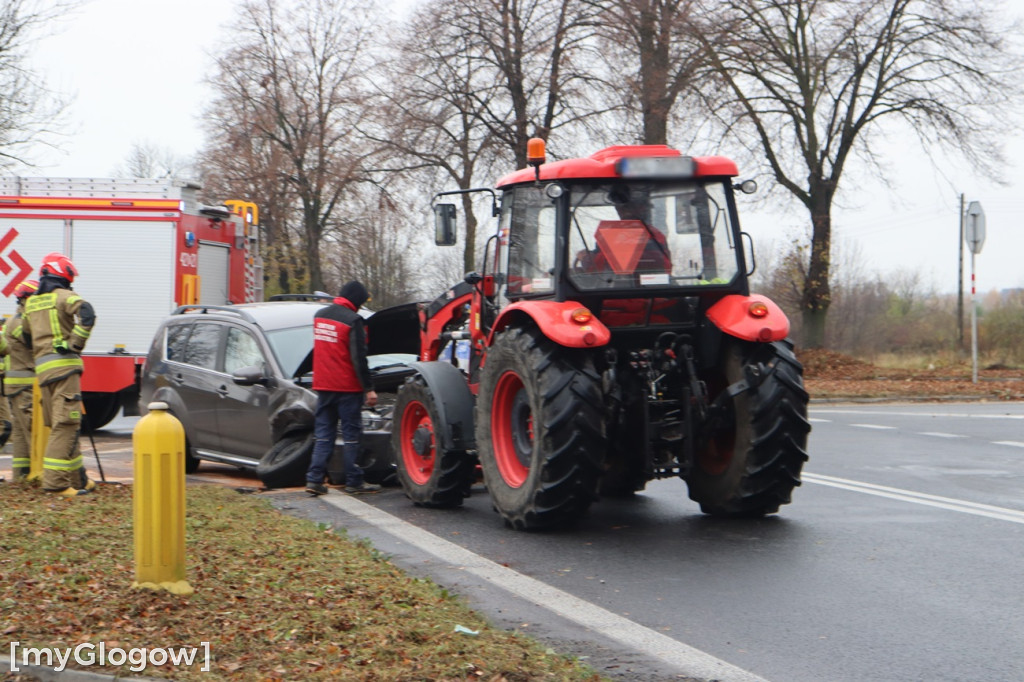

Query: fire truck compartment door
[198,241,230,304]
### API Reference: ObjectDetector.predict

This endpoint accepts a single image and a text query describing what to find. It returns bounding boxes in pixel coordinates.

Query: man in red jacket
[305,280,380,495]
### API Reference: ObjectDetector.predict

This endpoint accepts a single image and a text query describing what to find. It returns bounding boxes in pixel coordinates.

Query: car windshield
[567,180,739,290]
[265,325,314,377]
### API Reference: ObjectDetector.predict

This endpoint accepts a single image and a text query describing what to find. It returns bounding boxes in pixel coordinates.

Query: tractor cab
[436,142,756,340]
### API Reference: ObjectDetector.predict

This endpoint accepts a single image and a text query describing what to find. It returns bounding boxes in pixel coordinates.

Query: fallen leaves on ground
[0,483,602,681]
[799,348,1024,401]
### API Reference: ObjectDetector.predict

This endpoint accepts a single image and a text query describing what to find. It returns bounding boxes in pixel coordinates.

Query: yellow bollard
[131,401,193,595]
[27,381,48,482]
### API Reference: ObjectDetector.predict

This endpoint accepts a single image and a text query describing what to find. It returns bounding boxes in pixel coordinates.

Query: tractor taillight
[570,308,593,324]
[748,302,769,318]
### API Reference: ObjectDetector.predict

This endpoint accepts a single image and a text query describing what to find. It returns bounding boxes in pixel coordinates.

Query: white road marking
[815,409,1024,420]
[808,418,831,423]
[917,432,966,439]
[850,423,897,430]
[321,493,769,682]
[0,455,10,460]
[992,441,1024,448]
[803,473,1024,524]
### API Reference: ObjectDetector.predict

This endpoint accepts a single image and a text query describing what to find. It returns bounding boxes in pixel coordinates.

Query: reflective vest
[24,289,93,384]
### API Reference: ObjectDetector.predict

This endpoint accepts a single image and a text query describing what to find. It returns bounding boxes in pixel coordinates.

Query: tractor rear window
[568,181,739,291]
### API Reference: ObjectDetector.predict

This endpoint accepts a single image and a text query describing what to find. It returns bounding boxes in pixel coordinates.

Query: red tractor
[391,140,810,530]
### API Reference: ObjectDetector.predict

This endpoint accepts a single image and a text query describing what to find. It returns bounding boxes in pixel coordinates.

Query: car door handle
[171,373,186,386]
[216,385,230,398]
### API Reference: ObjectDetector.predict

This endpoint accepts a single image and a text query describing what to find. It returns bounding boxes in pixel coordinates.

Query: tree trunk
[461,192,478,274]
[801,202,832,348]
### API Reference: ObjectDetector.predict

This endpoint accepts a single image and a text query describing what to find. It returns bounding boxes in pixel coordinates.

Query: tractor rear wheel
[392,376,474,508]
[477,327,604,530]
[687,338,810,516]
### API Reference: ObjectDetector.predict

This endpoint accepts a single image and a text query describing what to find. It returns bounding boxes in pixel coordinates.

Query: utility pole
[957,193,965,354]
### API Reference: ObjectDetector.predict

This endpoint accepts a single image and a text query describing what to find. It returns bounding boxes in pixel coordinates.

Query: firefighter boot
[53,486,90,498]
[80,468,97,492]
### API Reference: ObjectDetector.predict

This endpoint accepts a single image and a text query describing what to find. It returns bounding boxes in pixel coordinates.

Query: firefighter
[0,320,12,450]
[23,254,96,497]
[4,280,38,481]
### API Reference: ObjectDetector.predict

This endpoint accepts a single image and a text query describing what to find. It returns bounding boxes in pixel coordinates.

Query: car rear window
[165,323,191,362]
[183,322,222,370]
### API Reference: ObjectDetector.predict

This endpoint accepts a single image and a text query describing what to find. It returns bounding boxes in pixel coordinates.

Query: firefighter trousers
[8,389,31,480]
[39,373,87,491]
[0,387,11,452]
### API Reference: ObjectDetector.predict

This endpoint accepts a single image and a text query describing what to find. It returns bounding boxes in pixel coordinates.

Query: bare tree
[322,188,419,309]
[0,0,75,168]
[592,0,706,145]
[368,0,504,274]
[112,141,196,179]
[204,0,378,292]
[696,0,1024,348]
[439,0,606,167]
[200,60,303,295]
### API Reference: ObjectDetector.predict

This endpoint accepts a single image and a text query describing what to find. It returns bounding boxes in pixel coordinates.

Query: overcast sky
[22,0,1024,296]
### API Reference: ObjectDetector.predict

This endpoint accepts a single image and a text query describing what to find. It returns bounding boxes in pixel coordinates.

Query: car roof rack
[171,305,259,324]
[268,293,334,302]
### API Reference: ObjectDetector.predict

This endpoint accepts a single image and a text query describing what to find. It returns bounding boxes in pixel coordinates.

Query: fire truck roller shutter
[69,220,177,355]
[197,241,230,305]
[71,219,179,431]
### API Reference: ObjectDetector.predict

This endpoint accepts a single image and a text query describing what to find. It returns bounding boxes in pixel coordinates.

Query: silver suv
[138,300,419,488]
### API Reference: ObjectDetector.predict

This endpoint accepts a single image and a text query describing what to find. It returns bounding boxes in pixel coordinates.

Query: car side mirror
[232,365,269,386]
[434,203,457,246]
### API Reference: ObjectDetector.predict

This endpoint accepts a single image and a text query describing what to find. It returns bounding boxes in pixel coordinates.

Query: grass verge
[1,481,603,681]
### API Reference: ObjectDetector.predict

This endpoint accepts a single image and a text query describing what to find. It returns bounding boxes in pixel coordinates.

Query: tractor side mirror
[434,203,457,246]
[741,231,756,276]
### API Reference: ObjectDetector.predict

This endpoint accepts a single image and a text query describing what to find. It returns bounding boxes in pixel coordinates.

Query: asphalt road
[18,403,1024,682]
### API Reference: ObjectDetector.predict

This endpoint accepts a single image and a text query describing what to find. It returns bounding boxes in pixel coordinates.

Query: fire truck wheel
[81,394,121,433]
[477,327,604,530]
[257,431,313,489]
[688,338,810,516]
[392,376,474,508]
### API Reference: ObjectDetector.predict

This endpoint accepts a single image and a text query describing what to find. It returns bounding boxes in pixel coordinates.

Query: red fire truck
[0,178,261,430]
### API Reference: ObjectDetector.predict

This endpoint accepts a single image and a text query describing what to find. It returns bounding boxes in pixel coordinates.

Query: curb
[0,655,158,681]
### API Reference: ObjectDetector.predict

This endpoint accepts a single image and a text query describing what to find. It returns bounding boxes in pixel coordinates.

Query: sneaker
[306,483,329,496]
[344,483,382,495]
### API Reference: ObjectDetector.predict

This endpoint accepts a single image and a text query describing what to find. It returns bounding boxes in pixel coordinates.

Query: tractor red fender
[706,294,790,342]
[489,300,611,349]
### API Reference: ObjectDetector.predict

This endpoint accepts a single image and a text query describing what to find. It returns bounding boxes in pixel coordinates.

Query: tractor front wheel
[392,376,474,508]
[688,338,810,516]
[477,327,604,530]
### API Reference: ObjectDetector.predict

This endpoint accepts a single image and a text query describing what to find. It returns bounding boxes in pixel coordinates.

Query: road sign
[965,201,986,254]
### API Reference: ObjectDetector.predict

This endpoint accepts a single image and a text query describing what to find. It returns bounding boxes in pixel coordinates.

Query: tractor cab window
[568,181,739,291]
[500,185,557,299]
